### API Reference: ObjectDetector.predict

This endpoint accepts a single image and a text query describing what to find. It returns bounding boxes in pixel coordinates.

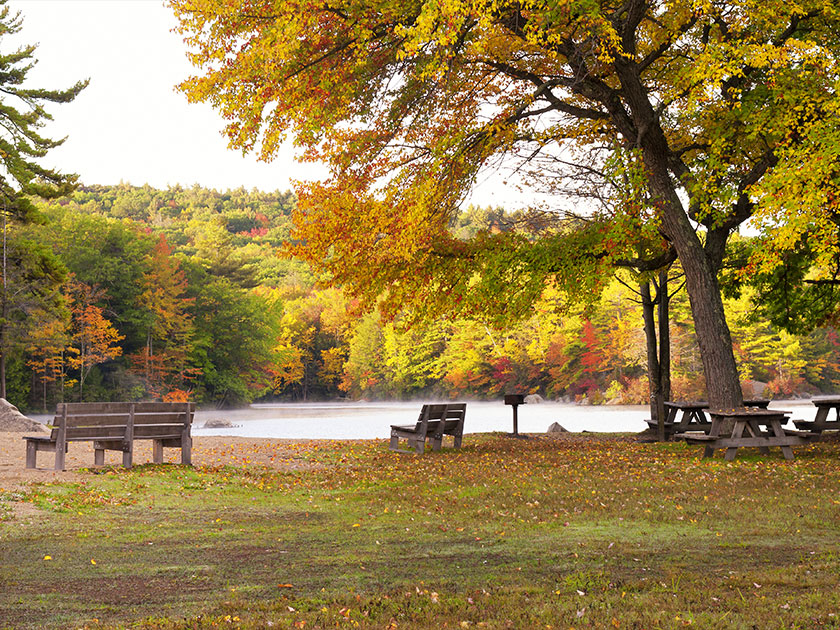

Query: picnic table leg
[814,406,829,431]
[674,411,689,433]
[745,419,771,455]
[703,419,723,458]
[724,421,747,461]
[768,419,795,460]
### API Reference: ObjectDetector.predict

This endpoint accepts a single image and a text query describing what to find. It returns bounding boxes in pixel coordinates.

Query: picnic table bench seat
[389,403,466,454]
[792,398,840,434]
[783,427,822,439]
[674,432,717,442]
[24,402,194,470]
[645,419,675,432]
[652,399,771,440]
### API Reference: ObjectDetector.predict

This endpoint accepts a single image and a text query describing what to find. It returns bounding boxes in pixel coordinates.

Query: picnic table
[647,399,770,439]
[794,396,840,434]
[676,407,816,461]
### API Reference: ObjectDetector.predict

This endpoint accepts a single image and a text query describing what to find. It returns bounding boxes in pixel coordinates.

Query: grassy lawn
[2,433,840,629]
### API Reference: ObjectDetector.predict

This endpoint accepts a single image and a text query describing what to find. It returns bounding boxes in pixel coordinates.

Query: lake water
[191,399,818,440]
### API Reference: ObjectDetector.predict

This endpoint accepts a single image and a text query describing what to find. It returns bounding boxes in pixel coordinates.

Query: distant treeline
[4,183,839,411]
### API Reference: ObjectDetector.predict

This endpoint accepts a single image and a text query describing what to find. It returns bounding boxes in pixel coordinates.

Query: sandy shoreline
[0,431,331,494]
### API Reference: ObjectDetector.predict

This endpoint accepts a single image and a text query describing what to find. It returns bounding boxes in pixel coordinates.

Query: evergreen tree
[0,2,87,397]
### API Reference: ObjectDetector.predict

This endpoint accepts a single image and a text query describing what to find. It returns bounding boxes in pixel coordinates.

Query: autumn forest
[2,183,837,412]
[1,1,839,416]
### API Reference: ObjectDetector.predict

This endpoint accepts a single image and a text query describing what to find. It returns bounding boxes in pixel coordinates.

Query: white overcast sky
[5,0,515,205]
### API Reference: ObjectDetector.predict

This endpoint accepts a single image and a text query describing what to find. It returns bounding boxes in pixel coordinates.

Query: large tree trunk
[664,215,741,409]
[613,59,744,411]
[641,144,742,411]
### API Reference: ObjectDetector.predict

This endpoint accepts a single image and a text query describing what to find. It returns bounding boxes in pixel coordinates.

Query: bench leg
[94,449,105,466]
[25,441,37,469]
[453,434,463,449]
[181,437,192,466]
[389,434,400,451]
[122,443,133,468]
[152,440,164,464]
[413,438,424,454]
[55,443,66,471]
[432,435,443,451]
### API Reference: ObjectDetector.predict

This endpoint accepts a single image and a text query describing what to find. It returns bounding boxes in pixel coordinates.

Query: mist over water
[191,399,817,440]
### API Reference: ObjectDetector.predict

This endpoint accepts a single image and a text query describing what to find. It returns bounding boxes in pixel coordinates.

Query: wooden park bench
[389,403,466,454]
[24,402,195,471]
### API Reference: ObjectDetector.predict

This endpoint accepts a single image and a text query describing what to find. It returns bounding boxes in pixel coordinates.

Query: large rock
[0,398,45,432]
[547,422,568,433]
[524,394,544,404]
[741,379,768,398]
[202,418,239,429]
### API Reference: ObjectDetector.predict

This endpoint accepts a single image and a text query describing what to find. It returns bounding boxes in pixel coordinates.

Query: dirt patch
[15,573,215,605]
[0,433,326,511]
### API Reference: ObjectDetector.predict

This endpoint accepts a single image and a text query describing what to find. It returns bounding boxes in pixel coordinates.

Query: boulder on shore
[742,379,769,398]
[202,418,238,429]
[0,398,46,432]
[524,394,544,404]
[547,422,569,433]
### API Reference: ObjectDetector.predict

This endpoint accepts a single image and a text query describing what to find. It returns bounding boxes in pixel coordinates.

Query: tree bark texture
[657,270,671,402]
[659,204,742,410]
[610,58,743,411]
[641,281,665,441]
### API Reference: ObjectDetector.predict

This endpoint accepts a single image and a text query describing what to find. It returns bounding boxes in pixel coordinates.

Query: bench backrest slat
[56,402,192,414]
[50,411,190,427]
[64,426,131,441]
[413,403,466,431]
[50,402,194,440]
[63,425,187,440]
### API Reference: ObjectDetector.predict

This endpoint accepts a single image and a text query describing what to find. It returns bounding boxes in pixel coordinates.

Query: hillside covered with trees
[1,183,837,412]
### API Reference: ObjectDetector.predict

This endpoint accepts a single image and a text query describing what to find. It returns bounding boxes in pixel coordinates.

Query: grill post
[504,394,526,435]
